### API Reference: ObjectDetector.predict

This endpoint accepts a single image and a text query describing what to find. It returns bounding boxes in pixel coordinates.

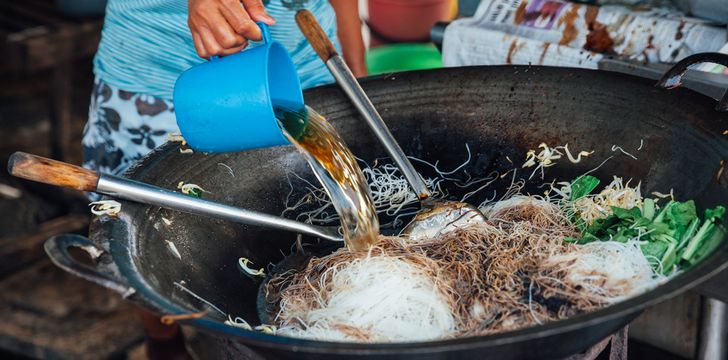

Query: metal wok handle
[9,152,343,242]
[656,52,728,112]
[295,10,432,200]
[44,234,133,295]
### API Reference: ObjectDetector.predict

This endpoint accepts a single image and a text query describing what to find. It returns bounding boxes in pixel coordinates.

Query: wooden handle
[8,152,99,192]
[295,9,338,62]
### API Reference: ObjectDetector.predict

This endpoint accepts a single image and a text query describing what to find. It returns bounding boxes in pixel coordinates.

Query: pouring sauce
[274,100,379,251]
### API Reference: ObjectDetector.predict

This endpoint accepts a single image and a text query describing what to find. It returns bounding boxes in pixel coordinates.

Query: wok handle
[295,9,338,62]
[44,234,133,295]
[656,52,728,112]
[8,152,99,192]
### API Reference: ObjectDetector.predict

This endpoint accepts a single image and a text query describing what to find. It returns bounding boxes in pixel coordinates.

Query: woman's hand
[188,0,275,58]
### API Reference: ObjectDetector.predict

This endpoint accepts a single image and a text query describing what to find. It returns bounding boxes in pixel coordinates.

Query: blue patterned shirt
[93,0,339,100]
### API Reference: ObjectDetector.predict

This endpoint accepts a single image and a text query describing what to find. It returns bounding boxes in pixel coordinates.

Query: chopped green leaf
[660,241,678,274]
[632,217,652,228]
[682,206,726,262]
[611,230,632,243]
[653,200,675,224]
[186,188,203,198]
[646,222,670,236]
[570,175,600,201]
[661,200,697,240]
[677,218,700,251]
[681,221,715,261]
[642,198,656,220]
[641,241,670,266]
[563,174,725,272]
[586,215,621,238]
[611,206,641,221]
[667,200,697,229]
[655,234,678,245]
[706,206,726,221]
[689,225,726,265]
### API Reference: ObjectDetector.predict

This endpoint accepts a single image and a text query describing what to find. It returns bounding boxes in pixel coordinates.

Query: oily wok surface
[91,66,728,359]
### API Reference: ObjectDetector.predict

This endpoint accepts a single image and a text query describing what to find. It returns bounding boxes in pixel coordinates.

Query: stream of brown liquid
[274,101,379,251]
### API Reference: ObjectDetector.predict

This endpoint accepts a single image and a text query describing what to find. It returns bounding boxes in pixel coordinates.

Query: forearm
[329,0,367,77]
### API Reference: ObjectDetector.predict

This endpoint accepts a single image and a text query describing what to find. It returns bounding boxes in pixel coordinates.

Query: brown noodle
[266,198,618,339]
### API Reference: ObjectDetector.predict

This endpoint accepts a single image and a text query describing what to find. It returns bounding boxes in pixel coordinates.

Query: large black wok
[46,64,728,359]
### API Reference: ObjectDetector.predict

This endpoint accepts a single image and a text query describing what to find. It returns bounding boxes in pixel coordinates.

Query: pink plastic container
[368,0,452,43]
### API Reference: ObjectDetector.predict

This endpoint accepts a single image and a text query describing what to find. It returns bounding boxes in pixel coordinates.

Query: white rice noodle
[282,145,500,229]
[276,255,457,342]
[282,167,442,228]
[543,240,666,303]
[362,164,443,216]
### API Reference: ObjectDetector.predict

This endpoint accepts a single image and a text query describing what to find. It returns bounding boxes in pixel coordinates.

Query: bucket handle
[44,234,134,296]
[210,22,271,61]
[656,52,728,112]
[258,21,271,44]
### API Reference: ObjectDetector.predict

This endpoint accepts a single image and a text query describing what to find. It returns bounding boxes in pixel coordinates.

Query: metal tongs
[8,152,343,242]
[295,10,486,240]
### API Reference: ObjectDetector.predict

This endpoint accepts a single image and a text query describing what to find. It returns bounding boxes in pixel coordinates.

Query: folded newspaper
[442,0,727,69]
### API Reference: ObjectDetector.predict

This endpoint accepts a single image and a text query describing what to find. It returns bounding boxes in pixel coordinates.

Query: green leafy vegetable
[569,175,600,201]
[653,200,674,224]
[682,206,726,263]
[641,241,669,265]
[677,218,700,250]
[612,206,642,221]
[690,225,726,265]
[667,200,697,228]
[564,175,726,274]
[660,241,679,272]
[642,198,656,220]
[707,206,726,221]
[187,188,203,198]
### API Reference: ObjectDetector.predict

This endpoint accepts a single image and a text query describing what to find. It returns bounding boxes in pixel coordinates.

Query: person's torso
[94,0,339,100]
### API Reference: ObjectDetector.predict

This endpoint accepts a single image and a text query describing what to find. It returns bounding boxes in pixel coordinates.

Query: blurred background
[0,0,727,359]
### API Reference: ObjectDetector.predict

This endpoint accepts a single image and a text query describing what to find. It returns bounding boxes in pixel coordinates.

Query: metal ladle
[8,152,343,242]
[295,10,486,240]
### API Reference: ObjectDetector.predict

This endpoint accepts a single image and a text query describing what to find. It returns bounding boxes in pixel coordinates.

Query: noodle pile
[273,247,456,342]
[265,197,666,342]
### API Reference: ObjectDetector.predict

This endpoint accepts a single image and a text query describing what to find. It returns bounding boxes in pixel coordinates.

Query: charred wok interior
[86,66,728,359]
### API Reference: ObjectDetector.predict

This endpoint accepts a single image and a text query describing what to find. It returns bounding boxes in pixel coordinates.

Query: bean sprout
[254,325,277,334]
[239,257,265,277]
[522,143,593,179]
[225,316,253,330]
[89,200,121,216]
[611,145,638,160]
[177,182,206,197]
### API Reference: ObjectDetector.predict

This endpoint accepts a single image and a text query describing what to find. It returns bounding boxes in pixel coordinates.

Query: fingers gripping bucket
[173,23,304,153]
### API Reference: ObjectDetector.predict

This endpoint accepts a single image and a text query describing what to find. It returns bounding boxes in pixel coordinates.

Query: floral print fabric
[82,78,179,182]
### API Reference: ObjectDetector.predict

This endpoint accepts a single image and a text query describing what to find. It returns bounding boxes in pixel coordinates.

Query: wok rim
[94,65,728,355]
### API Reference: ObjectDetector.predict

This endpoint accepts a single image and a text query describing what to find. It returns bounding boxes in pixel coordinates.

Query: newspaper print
[449,0,726,65]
